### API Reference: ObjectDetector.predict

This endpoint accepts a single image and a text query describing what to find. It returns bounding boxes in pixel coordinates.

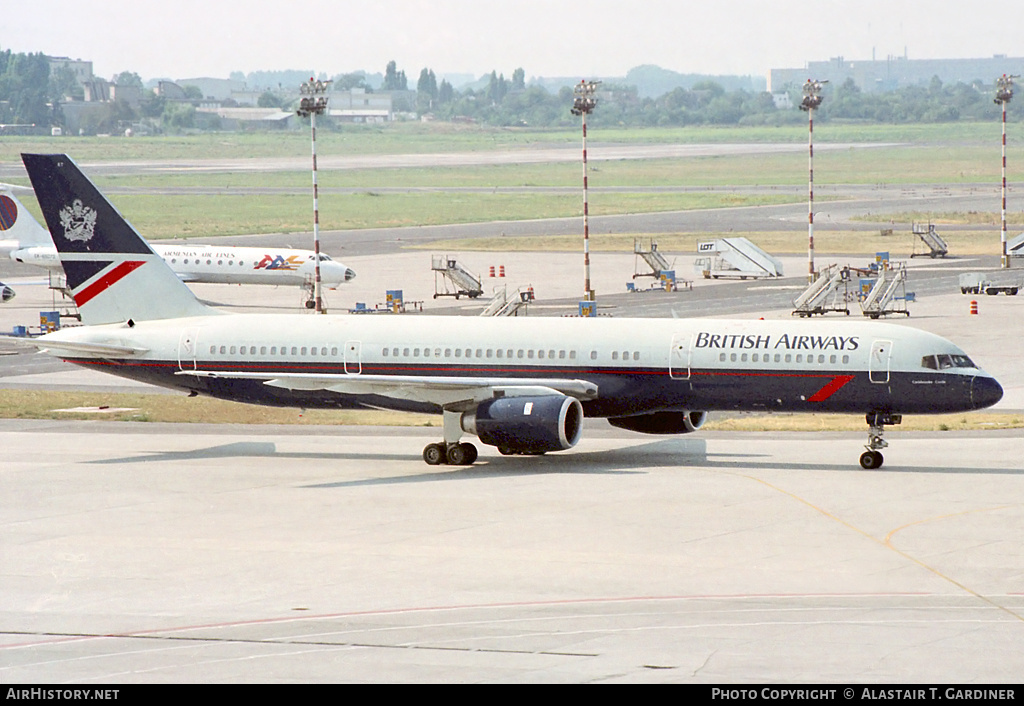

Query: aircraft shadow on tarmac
[83,437,1021,481]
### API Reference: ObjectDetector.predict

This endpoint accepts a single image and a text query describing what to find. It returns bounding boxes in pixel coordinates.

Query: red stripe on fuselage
[74,260,146,307]
[807,374,856,402]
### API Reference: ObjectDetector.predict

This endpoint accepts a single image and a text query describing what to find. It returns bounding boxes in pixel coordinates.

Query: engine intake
[607,410,708,434]
[462,394,583,454]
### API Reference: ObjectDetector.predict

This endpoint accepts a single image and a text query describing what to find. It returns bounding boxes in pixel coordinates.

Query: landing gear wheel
[862,412,900,470]
[446,442,478,466]
[423,443,446,466]
[859,450,884,469]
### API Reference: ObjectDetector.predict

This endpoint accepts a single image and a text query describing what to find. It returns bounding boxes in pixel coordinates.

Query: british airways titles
[695,331,861,352]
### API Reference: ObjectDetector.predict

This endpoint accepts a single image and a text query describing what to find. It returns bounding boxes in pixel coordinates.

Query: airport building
[769,54,1024,93]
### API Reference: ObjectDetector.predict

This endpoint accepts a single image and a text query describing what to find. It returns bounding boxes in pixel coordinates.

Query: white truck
[959,272,1020,296]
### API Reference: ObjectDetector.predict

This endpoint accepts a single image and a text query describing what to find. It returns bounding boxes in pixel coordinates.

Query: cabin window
[310,347,318,357]
[818,355,825,364]
[434,348,441,357]
[301,347,308,356]
[206,260,212,265]
[720,352,727,362]
[229,261,234,266]
[590,351,597,360]
[455,349,462,358]
[217,260,223,266]
[528,350,534,359]
[291,347,298,356]
[741,353,748,362]
[476,349,483,358]
[230,346,237,354]
[382,348,389,356]
[390,347,397,357]
[611,351,619,361]
[518,350,525,359]
[538,350,545,360]
[795,354,803,363]
[843,355,850,364]
[774,354,781,363]
[559,350,566,359]
[270,347,277,355]
[403,348,410,356]
[444,348,452,357]
[752,353,759,363]
[830,355,837,364]
[784,354,792,363]
[570,351,577,360]
[486,349,493,358]
[730,353,737,362]
[209,345,216,354]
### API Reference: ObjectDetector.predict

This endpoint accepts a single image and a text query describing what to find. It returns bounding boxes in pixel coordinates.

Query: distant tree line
[2,47,1022,135]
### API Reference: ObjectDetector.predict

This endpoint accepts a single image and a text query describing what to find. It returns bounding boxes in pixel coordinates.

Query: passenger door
[344,340,362,374]
[869,339,892,384]
[669,334,691,380]
[177,327,200,372]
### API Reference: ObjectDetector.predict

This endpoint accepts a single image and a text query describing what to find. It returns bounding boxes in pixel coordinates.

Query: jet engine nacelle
[607,410,708,434]
[462,394,584,454]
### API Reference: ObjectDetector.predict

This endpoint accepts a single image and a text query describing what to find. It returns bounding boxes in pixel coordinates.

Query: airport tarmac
[1,421,1022,683]
[1,242,1022,682]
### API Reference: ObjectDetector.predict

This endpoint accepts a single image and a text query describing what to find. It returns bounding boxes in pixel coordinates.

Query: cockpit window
[922,354,976,370]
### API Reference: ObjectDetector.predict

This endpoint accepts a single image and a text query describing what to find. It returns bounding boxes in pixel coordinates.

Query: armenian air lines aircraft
[0,185,355,297]
[22,154,1003,469]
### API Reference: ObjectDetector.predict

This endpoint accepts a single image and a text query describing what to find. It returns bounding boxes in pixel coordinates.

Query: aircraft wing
[23,339,150,358]
[179,370,598,410]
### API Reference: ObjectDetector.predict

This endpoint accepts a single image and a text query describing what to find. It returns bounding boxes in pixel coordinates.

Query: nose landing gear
[861,412,901,469]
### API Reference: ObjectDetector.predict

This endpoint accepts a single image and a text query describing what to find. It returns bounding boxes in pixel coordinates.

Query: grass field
[4,123,1023,238]
[2,121,1017,163]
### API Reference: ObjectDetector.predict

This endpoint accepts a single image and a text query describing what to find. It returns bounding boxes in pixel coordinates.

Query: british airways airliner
[0,186,355,296]
[21,154,1003,469]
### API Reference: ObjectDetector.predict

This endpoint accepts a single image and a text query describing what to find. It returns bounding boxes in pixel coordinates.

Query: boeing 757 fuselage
[21,154,1003,469]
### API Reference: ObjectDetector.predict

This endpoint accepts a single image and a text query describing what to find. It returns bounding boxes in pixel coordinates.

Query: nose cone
[344,266,356,282]
[1,283,14,303]
[972,375,1003,410]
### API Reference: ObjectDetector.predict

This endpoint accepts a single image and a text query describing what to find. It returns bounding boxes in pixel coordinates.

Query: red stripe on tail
[74,260,146,307]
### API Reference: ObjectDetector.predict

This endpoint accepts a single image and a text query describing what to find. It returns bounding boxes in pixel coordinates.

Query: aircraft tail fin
[21,154,215,325]
[0,183,54,249]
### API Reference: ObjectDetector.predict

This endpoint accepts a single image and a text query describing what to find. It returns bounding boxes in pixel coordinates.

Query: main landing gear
[423,441,478,466]
[423,409,478,466]
[860,412,901,469]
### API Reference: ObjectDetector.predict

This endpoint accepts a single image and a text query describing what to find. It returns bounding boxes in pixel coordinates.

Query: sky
[3,0,1022,84]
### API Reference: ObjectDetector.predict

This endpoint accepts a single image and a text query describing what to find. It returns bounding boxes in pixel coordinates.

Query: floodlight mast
[296,77,332,312]
[800,79,827,284]
[571,80,600,312]
[995,74,1018,269]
